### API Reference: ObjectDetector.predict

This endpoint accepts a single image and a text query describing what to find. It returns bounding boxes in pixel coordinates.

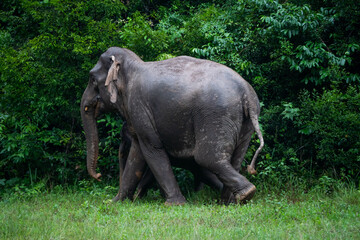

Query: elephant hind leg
[133,167,155,199]
[194,124,255,203]
[196,167,223,191]
[231,119,254,171]
[197,156,256,204]
[221,119,255,204]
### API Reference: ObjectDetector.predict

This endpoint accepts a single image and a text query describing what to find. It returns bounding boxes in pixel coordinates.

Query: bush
[296,87,360,180]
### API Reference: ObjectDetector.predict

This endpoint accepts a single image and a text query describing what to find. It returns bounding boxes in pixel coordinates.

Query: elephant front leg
[113,141,146,202]
[138,139,186,206]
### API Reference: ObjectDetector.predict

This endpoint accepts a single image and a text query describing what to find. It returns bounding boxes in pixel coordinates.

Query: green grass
[1,185,359,240]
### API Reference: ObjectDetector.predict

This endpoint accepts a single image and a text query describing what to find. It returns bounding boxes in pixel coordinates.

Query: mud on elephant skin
[81,47,264,205]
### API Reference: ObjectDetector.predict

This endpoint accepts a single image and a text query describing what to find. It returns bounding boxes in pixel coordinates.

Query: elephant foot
[220,187,236,205]
[112,194,122,203]
[235,185,256,204]
[164,196,186,206]
[112,192,132,203]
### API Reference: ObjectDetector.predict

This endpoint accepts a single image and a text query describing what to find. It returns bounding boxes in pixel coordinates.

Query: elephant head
[80,47,142,181]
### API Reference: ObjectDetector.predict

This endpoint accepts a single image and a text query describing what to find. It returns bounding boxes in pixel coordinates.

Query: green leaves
[261,3,323,38]
[283,41,356,85]
[296,87,360,178]
[120,11,169,60]
[281,103,300,121]
[0,0,127,185]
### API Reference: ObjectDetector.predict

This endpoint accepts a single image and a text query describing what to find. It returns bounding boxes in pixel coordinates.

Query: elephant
[81,47,264,205]
[117,122,224,201]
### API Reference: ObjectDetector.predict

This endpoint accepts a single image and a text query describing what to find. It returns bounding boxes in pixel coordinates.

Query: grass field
[1,184,359,240]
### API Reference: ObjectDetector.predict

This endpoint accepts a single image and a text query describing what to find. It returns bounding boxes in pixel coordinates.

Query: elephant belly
[158,122,196,159]
[167,147,194,159]
[163,132,195,159]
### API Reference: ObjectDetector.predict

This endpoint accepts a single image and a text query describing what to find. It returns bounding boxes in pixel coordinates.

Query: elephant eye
[90,75,98,86]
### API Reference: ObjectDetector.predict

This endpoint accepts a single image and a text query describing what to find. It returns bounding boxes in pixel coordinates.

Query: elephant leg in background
[113,141,126,202]
[194,180,205,192]
[172,159,223,193]
[194,118,256,204]
[196,167,224,192]
[178,160,222,192]
[221,119,255,204]
[133,167,157,199]
[117,139,129,195]
[118,123,132,185]
[112,139,146,202]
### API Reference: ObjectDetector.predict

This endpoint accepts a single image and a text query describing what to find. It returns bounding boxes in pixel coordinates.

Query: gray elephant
[81,47,264,205]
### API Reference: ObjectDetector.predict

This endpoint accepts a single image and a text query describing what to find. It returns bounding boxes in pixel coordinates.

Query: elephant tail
[246,108,264,175]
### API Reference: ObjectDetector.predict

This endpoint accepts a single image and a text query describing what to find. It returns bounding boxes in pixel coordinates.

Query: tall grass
[1,182,359,239]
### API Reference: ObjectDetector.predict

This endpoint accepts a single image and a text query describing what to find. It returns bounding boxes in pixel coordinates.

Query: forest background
[0,0,359,195]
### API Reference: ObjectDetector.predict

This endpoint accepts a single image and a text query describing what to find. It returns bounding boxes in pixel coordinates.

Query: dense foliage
[1,0,359,192]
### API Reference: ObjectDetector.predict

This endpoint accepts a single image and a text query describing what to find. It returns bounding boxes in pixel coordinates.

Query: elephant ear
[108,79,118,103]
[105,56,120,103]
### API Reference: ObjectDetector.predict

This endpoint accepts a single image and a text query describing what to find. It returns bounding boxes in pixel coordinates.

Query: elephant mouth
[84,95,101,113]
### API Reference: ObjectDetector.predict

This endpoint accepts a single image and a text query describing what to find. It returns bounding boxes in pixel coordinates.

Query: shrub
[296,87,360,180]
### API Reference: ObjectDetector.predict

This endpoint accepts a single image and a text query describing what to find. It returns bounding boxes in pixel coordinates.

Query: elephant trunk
[81,95,102,181]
